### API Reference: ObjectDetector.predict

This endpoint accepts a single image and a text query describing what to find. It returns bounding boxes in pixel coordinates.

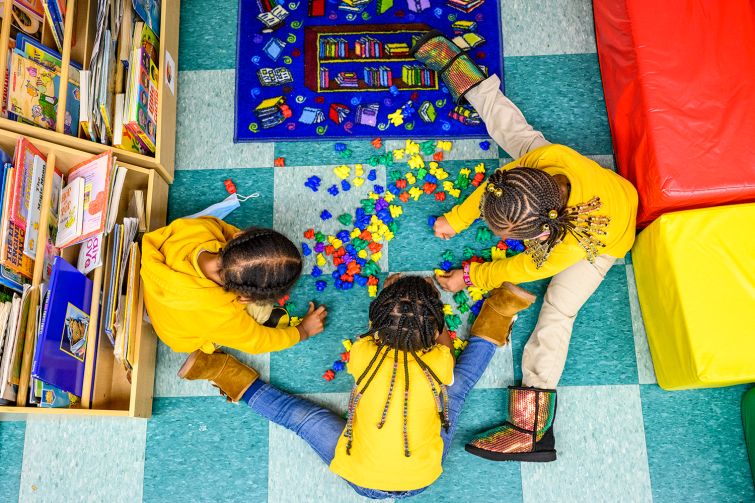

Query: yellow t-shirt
[330,336,455,491]
[140,217,300,354]
[444,144,639,288]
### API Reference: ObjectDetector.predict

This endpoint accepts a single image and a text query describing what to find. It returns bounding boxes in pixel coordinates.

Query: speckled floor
[1,1,754,502]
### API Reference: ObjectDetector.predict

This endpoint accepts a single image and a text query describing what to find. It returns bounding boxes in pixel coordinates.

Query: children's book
[39,381,80,407]
[22,154,46,259]
[56,151,113,248]
[55,177,84,248]
[41,0,65,52]
[0,293,21,402]
[3,138,42,279]
[132,0,160,37]
[0,1,45,41]
[125,46,158,152]
[43,168,63,281]
[31,257,93,397]
[0,164,24,292]
[7,50,80,135]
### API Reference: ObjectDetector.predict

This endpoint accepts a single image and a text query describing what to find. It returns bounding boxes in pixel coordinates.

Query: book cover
[43,168,62,281]
[39,381,79,407]
[125,47,158,152]
[55,177,84,248]
[7,49,80,135]
[132,0,160,37]
[57,151,113,248]
[31,257,93,397]
[4,138,42,279]
[22,154,45,258]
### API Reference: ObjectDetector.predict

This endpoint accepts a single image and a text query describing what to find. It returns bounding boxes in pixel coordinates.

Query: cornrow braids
[343,276,450,457]
[219,227,302,303]
[480,167,611,267]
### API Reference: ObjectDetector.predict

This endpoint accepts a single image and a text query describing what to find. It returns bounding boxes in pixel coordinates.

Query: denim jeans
[242,337,496,499]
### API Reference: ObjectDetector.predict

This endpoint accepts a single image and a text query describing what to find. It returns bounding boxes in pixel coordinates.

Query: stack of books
[0,137,146,408]
[384,43,410,57]
[355,36,383,58]
[319,37,348,59]
[0,0,165,151]
[80,0,163,153]
[446,0,485,13]
[363,66,392,87]
[402,65,435,87]
[335,72,359,88]
[254,96,292,129]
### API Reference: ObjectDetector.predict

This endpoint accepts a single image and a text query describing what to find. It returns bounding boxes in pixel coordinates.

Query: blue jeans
[242,337,497,500]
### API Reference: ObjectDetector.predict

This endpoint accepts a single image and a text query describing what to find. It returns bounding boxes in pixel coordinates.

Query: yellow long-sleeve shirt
[444,145,638,288]
[140,217,300,354]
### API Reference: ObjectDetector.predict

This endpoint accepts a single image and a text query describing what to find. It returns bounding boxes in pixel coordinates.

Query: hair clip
[486,184,503,197]
[548,209,558,219]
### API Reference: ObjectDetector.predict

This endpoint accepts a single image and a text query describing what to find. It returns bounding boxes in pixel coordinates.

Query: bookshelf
[0,129,168,418]
[304,23,438,93]
[0,0,180,183]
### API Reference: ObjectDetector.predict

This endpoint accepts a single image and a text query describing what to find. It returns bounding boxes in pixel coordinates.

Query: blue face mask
[185,193,259,220]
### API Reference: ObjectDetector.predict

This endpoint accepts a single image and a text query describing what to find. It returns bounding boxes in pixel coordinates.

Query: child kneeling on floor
[411,31,639,463]
[178,275,535,498]
[141,216,327,356]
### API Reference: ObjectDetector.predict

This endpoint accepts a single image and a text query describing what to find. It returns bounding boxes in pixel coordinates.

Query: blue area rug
[235,0,504,141]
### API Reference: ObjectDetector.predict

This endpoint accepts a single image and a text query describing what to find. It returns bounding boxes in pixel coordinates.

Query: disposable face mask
[185,192,259,220]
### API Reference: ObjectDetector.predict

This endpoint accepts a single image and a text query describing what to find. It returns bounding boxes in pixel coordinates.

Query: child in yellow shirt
[412,31,638,462]
[176,275,535,496]
[141,216,327,356]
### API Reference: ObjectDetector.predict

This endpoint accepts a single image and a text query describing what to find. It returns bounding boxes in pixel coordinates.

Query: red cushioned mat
[593,1,755,227]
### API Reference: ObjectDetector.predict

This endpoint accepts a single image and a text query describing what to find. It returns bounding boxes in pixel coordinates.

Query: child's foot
[178,350,259,402]
[471,282,536,346]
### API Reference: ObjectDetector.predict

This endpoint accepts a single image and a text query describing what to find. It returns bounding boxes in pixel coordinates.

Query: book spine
[42,0,64,52]
[31,290,52,378]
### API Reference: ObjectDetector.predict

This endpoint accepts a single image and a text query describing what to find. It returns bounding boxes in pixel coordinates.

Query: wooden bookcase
[0,129,168,418]
[0,0,180,183]
[303,23,437,93]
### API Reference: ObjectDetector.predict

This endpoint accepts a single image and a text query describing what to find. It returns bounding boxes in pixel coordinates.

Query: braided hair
[218,228,302,303]
[480,167,568,252]
[344,276,450,458]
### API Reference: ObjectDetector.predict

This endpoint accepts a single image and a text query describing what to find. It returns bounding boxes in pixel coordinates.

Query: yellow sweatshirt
[140,217,300,354]
[329,336,455,491]
[444,145,638,289]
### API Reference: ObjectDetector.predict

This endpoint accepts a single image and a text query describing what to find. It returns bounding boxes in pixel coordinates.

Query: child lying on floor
[141,216,327,355]
[411,31,639,463]
[178,275,535,499]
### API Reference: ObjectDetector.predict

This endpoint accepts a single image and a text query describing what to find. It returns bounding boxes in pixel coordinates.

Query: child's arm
[442,180,488,234]
[213,315,302,354]
[468,244,585,289]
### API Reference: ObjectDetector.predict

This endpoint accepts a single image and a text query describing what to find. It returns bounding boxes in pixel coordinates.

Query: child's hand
[433,216,457,240]
[297,302,328,341]
[435,269,466,292]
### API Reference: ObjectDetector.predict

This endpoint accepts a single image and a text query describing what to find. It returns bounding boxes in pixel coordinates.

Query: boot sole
[465,443,557,462]
[177,351,201,379]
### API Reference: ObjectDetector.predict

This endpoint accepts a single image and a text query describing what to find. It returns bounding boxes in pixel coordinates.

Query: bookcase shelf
[0,0,180,183]
[0,129,168,418]
[304,22,437,93]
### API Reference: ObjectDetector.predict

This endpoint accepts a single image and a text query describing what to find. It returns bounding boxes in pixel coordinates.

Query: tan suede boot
[177,350,259,402]
[470,282,536,346]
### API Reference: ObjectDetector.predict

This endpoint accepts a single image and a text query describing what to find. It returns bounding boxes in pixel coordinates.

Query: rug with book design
[235,0,504,141]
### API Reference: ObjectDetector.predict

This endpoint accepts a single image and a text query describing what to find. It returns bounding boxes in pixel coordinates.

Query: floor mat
[234,0,504,141]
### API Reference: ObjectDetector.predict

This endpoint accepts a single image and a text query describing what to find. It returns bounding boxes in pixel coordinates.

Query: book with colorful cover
[125,47,158,152]
[7,50,80,136]
[16,33,81,82]
[31,257,92,397]
[41,0,65,52]
[132,0,161,37]
[3,138,42,279]
[56,151,113,248]
[0,164,24,292]
[22,154,46,259]
[0,1,45,41]
[55,177,84,249]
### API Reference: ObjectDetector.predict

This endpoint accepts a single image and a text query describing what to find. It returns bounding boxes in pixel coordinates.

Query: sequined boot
[465,386,557,462]
[177,350,259,402]
[410,30,487,104]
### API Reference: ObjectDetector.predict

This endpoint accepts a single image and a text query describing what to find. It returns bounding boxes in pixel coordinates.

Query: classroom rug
[234,0,504,141]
